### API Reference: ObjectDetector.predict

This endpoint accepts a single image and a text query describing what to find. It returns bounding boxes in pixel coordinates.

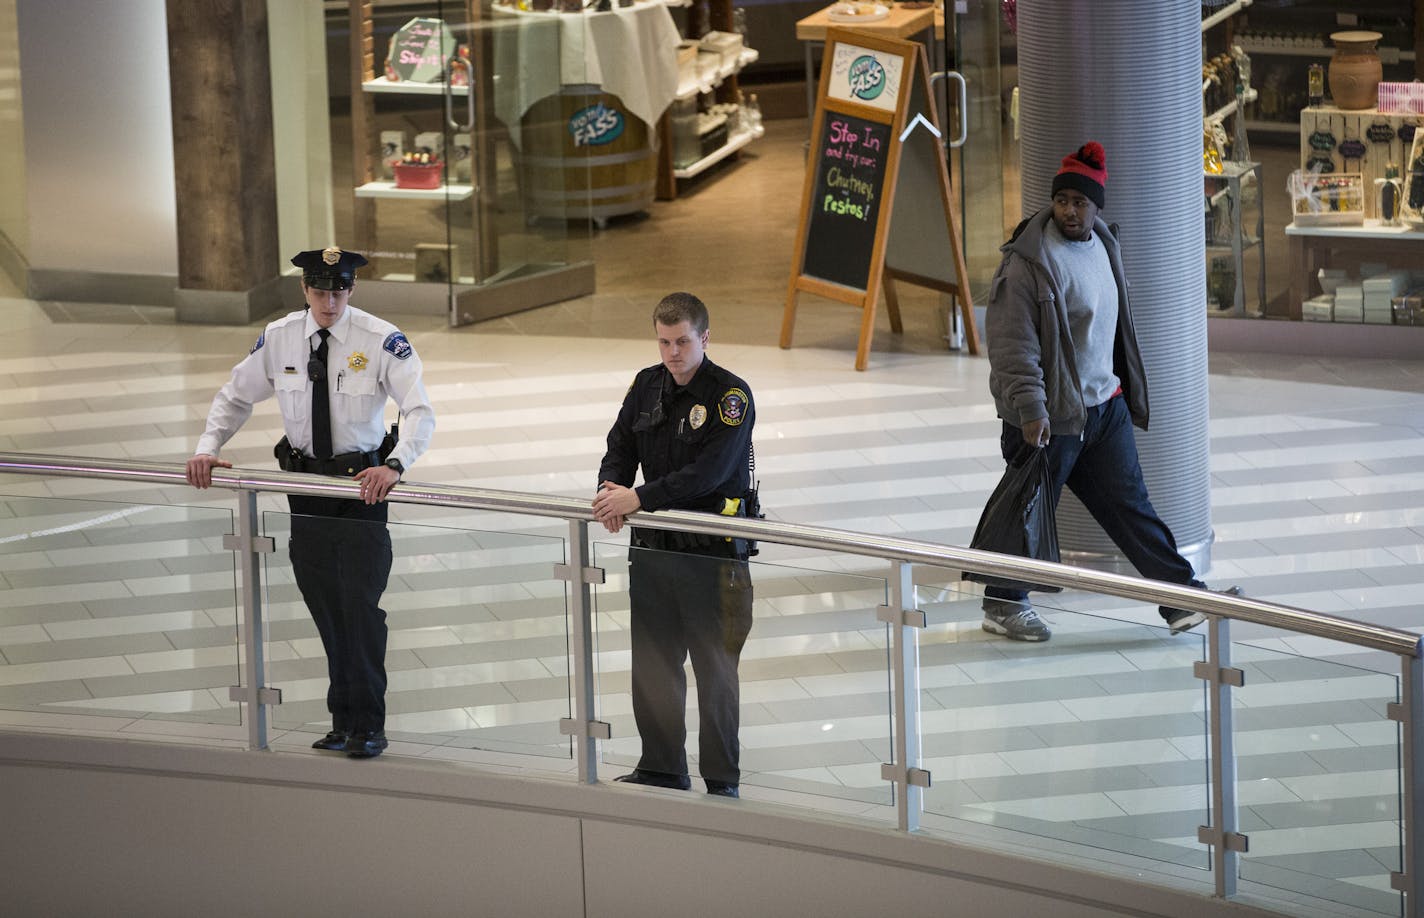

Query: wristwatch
[384,458,404,477]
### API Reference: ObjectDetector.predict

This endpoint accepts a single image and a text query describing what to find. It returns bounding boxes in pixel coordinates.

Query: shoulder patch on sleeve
[383,332,413,360]
[248,331,264,354]
[717,387,749,426]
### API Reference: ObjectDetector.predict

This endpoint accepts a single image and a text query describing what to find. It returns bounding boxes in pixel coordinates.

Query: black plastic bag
[963,446,1061,593]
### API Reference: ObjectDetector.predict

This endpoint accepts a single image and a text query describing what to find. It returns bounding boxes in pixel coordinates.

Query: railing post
[878,560,926,832]
[228,488,274,750]
[1393,652,1424,917]
[558,519,605,784]
[1196,616,1245,898]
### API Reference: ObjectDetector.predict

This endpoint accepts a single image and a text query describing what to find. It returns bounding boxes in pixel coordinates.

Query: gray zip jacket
[985,206,1150,437]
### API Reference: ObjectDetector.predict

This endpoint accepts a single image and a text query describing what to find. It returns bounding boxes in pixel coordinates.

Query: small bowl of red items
[392,152,444,189]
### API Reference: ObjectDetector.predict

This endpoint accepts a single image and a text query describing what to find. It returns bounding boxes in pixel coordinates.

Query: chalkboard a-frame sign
[781,29,977,370]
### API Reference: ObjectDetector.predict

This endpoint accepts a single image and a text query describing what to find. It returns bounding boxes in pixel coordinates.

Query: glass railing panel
[593,541,893,809]
[0,494,241,728]
[262,509,570,762]
[915,574,1211,872]
[1232,642,1402,917]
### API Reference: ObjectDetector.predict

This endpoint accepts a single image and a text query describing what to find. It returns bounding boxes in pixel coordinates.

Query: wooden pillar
[166,0,284,322]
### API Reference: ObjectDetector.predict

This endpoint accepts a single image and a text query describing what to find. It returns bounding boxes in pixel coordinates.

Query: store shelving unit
[656,0,759,199]
[1205,160,1265,317]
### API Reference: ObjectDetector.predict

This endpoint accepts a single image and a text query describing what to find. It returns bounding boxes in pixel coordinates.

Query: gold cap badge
[321,246,342,265]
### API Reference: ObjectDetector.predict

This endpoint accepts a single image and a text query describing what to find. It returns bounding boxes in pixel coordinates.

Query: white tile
[969,792,1125,822]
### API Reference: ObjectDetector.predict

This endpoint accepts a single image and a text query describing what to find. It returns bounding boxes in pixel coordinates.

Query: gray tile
[921,726,1047,757]
[963,764,1162,802]
[1028,712,1206,747]
[1250,794,1400,831]
[4,558,179,589]
[1307,744,1401,775]
[1245,849,1395,883]
[1213,461,1373,487]
[739,739,888,773]
[0,601,95,626]
[410,634,570,668]
[1,632,175,664]
[926,675,1109,709]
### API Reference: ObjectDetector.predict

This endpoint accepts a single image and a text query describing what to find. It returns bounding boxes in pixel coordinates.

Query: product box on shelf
[698,119,729,159]
[699,30,743,68]
[1289,171,1365,226]
[380,131,404,180]
[1393,292,1424,326]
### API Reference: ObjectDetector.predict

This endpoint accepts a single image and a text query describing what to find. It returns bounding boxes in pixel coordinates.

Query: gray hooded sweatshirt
[985,206,1150,437]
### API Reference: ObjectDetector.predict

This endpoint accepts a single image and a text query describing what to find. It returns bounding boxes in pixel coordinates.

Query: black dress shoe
[311,731,348,752]
[345,731,388,759]
[705,780,739,798]
[612,769,691,790]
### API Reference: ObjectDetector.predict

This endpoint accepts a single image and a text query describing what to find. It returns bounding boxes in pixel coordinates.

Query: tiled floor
[1,123,1422,915]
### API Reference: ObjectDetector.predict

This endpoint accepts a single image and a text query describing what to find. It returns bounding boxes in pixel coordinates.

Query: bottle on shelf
[1376,162,1404,226]
[745,93,762,133]
[1307,63,1324,108]
[1231,82,1251,163]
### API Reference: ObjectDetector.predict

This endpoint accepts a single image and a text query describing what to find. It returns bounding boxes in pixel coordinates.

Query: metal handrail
[2,450,1417,658]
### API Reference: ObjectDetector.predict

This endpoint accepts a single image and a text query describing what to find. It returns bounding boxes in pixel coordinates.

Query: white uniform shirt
[195,306,435,471]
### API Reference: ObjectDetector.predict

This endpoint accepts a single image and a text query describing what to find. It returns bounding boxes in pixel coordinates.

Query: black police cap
[291,246,369,290]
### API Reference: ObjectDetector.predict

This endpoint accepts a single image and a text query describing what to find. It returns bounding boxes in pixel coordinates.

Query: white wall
[17,0,176,275]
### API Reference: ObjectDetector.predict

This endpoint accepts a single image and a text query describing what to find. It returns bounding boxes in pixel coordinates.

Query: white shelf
[1244,120,1300,135]
[675,47,759,102]
[354,180,475,201]
[362,76,469,96]
[1205,88,1258,124]
[672,125,763,179]
[1236,41,1415,62]
[1200,0,1251,34]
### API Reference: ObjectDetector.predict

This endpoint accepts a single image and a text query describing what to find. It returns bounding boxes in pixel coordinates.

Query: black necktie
[311,329,332,459]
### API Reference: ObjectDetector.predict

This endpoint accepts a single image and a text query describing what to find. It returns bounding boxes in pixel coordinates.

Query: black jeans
[985,396,1202,616]
[627,541,754,784]
[288,495,393,734]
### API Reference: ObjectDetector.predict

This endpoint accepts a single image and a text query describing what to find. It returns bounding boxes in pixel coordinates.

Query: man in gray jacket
[981,141,1237,642]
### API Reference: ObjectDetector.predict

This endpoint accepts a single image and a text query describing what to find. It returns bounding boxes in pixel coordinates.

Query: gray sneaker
[982,602,1051,642]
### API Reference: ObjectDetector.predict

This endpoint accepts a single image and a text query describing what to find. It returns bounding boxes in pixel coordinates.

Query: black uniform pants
[288,495,393,734]
[628,541,753,785]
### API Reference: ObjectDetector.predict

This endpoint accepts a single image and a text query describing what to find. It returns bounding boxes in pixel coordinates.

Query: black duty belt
[275,436,380,477]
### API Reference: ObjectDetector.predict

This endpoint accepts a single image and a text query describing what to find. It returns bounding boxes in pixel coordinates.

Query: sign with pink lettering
[385,17,456,83]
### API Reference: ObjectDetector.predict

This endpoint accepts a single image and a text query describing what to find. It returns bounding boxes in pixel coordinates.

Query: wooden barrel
[520,87,656,221]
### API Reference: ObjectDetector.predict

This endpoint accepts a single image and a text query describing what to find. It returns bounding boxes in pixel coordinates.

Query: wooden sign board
[781,29,977,370]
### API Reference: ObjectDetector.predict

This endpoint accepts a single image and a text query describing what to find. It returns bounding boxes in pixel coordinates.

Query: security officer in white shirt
[186,246,436,759]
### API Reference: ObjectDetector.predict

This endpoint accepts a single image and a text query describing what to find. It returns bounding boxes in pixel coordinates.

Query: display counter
[1285,220,1424,319]
[492,2,680,221]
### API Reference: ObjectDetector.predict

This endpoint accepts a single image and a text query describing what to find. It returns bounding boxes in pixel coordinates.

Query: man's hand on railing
[592,481,640,534]
[186,453,232,489]
[354,464,400,505]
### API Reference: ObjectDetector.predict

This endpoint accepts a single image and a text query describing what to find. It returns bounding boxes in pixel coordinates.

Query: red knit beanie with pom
[1051,141,1107,209]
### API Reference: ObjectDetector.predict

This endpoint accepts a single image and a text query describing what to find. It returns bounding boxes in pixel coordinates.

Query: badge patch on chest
[688,404,707,429]
[347,351,369,372]
[718,388,748,426]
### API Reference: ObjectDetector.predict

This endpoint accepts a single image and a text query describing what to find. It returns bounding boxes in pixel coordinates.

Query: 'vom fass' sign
[568,103,625,147]
[847,55,886,101]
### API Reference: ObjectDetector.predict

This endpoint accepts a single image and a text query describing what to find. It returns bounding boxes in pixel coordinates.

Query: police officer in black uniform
[187,247,436,759]
[593,292,756,798]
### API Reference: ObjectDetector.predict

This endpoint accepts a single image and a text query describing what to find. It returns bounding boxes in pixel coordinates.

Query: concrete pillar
[1016,0,1213,575]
